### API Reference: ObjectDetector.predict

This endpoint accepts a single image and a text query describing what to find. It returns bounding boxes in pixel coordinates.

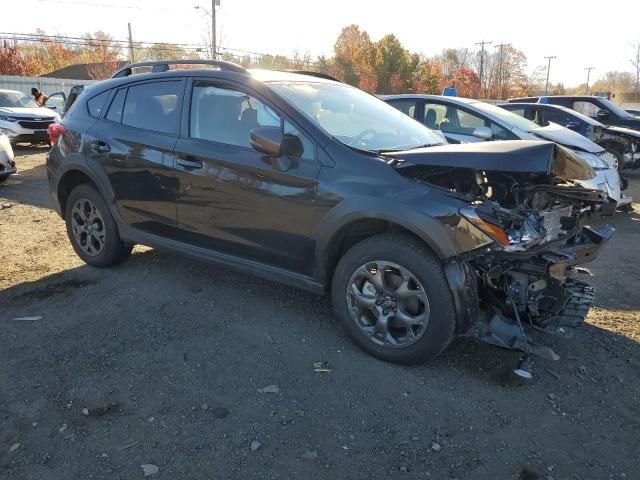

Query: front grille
[17,120,54,130]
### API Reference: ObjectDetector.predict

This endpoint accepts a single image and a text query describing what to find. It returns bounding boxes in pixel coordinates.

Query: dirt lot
[1,149,639,480]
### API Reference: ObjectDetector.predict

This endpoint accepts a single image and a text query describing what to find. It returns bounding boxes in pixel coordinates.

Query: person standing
[31,88,48,106]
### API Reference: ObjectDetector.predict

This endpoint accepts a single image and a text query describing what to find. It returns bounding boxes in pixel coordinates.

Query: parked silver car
[0,132,16,183]
[0,89,61,146]
[383,94,631,210]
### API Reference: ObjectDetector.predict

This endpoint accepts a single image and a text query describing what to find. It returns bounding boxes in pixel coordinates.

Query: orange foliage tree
[450,67,481,98]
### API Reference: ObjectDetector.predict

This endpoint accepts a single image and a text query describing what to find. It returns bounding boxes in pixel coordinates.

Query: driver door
[172,79,323,276]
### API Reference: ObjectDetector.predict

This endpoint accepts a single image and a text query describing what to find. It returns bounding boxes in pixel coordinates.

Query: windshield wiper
[374,143,439,154]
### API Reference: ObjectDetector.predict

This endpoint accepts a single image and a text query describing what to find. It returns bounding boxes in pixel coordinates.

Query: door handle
[91,140,111,154]
[177,157,203,169]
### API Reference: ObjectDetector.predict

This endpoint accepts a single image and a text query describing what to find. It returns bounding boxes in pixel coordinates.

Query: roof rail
[111,60,248,78]
[285,70,342,83]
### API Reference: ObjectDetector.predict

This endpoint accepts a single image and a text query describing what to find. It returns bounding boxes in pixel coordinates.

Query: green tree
[375,34,410,93]
[334,24,375,86]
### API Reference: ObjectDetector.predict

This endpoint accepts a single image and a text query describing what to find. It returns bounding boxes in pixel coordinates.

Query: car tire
[0,176,8,184]
[64,184,132,267]
[607,148,624,173]
[331,233,457,364]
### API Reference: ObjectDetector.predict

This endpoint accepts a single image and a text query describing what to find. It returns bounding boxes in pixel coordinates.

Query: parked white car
[383,94,631,210]
[0,89,61,146]
[0,132,16,183]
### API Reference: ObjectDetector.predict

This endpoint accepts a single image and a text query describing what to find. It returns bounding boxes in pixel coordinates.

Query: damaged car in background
[47,62,614,378]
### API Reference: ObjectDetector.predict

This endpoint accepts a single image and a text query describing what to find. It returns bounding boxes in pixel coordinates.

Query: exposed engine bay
[389,141,615,366]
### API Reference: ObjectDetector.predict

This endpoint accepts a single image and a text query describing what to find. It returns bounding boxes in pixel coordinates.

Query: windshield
[269,82,444,151]
[470,101,540,131]
[597,97,634,119]
[0,91,39,108]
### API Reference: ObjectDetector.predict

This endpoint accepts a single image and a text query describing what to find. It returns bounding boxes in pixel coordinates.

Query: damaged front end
[390,140,615,367]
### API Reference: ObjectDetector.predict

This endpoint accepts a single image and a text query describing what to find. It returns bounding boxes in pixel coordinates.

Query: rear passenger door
[86,79,185,236]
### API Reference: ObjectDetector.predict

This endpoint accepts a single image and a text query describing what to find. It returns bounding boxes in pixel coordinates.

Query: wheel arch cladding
[318,212,457,289]
[58,169,96,215]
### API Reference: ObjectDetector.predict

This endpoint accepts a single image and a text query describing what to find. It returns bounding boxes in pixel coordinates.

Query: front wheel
[64,184,132,267]
[331,233,457,364]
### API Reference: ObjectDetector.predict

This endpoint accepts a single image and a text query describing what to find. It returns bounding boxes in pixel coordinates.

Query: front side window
[122,81,181,134]
[422,103,447,129]
[269,82,444,152]
[573,101,602,118]
[435,105,484,135]
[190,84,280,148]
[284,119,315,160]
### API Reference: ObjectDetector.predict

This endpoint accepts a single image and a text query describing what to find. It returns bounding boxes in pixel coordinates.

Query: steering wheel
[351,128,377,146]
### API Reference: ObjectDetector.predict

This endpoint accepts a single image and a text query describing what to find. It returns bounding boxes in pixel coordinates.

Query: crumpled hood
[529,123,604,153]
[386,139,596,180]
[0,106,58,118]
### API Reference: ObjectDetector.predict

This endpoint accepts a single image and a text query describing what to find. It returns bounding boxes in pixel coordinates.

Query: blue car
[500,102,640,171]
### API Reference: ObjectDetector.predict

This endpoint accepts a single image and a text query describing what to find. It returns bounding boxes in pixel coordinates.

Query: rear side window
[388,99,417,118]
[106,88,126,123]
[122,81,181,134]
[87,91,110,118]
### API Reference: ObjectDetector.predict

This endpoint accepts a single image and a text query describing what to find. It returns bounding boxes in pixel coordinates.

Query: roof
[0,89,23,94]
[41,61,128,80]
[381,94,479,105]
[501,102,603,126]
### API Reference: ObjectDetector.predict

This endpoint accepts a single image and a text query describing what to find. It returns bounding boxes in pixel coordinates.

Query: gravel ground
[1,148,639,480]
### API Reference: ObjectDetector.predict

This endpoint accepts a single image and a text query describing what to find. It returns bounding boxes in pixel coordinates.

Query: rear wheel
[64,184,132,267]
[331,233,457,364]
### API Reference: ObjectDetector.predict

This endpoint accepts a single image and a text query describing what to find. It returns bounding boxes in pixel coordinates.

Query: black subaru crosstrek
[47,60,613,369]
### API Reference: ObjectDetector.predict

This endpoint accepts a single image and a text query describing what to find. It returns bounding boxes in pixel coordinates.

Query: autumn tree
[450,67,481,98]
[334,24,376,86]
[142,43,192,61]
[413,59,443,94]
[631,42,640,101]
[0,40,40,76]
[80,31,121,80]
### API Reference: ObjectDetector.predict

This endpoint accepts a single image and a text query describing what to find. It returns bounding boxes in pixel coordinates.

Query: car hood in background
[527,123,604,153]
[605,125,640,139]
[0,106,58,118]
[386,139,596,180]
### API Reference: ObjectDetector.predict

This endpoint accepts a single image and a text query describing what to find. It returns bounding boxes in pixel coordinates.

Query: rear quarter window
[87,91,110,118]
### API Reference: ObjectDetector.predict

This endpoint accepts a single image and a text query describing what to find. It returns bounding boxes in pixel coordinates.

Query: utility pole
[495,43,508,99]
[195,2,219,60]
[475,40,492,98]
[211,0,216,60]
[584,67,595,94]
[544,55,556,95]
[127,22,134,63]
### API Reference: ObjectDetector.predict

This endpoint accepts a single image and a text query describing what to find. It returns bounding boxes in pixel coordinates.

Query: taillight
[48,123,64,144]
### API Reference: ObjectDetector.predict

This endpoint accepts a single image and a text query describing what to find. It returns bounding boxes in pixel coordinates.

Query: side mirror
[250,126,282,156]
[596,109,609,120]
[566,121,581,132]
[472,126,493,140]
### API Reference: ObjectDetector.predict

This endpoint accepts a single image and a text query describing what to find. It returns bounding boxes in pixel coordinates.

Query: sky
[3,0,639,86]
